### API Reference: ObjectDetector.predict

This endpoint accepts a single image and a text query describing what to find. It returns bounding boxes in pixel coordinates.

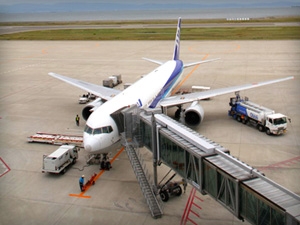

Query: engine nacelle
[82,98,104,120]
[184,101,204,126]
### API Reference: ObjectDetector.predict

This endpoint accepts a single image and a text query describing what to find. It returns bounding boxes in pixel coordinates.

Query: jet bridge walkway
[121,106,300,225]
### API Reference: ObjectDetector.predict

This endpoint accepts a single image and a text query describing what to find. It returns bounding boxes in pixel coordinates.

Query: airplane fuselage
[83,60,184,154]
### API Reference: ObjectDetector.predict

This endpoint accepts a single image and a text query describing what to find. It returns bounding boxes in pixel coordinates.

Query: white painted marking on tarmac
[0,63,42,75]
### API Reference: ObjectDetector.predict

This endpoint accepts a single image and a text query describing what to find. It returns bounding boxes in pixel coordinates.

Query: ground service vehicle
[228,94,288,135]
[42,145,79,174]
[78,93,96,104]
[103,75,122,88]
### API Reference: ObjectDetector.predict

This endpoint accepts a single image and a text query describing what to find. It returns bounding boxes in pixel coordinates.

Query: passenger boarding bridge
[120,106,300,224]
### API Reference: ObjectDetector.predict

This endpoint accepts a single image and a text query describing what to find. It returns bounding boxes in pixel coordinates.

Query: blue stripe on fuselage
[149,60,183,108]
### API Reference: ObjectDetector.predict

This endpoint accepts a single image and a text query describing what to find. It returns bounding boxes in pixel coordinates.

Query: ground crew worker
[182,179,187,193]
[79,175,84,191]
[75,114,80,126]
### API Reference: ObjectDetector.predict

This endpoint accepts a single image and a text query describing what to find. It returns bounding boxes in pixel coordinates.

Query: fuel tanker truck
[228,93,289,135]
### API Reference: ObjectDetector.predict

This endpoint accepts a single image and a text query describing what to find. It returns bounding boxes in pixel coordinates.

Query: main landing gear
[100,153,112,171]
[175,106,185,121]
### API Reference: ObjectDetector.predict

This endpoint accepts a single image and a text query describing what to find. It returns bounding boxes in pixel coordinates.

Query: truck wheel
[72,159,76,164]
[242,119,247,124]
[61,168,67,174]
[236,116,241,122]
[266,129,271,135]
[160,190,169,202]
[258,125,264,132]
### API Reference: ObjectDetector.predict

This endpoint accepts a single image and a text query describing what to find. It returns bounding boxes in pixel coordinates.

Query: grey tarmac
[0,40,299,225]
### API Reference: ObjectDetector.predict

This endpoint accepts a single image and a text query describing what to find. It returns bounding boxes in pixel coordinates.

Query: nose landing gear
[100,153,112,170]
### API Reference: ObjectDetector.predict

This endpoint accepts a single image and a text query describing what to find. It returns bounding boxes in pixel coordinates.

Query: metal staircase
[121,105,163,218]
[124,139,163,218]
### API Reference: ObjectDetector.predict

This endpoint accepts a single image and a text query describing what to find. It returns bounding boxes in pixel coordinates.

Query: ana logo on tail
[172,17,181,61]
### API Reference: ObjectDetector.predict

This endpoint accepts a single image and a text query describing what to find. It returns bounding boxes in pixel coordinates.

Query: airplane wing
[48,72,121,101]
[183,58,221,68]
[142,57,164,65]
[143,57,221,68]
[159,76,294,107]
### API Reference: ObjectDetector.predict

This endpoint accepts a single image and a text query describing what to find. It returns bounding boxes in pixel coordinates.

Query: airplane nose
[83,134,100,153]
[85,144,92,152]
[83,133,102,153]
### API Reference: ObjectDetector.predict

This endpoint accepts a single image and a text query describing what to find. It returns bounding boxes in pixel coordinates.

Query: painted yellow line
[69,147,125,199]
[171,54,209,96]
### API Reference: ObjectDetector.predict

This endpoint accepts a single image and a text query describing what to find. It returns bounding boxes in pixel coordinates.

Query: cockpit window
[84,125,113,135]
[93,128,102,135]
[84,125,93,134]
[102,127,109,133]
[108,126,113,133]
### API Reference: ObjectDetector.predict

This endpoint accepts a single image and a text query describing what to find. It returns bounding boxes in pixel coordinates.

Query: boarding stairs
[27,132,83,147]
[123,136,163,219]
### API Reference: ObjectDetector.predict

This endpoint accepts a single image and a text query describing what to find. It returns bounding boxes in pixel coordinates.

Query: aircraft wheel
[100,161,106,170]
[160,190,169,202]
[106,161,111,170]
[175,109,180,119]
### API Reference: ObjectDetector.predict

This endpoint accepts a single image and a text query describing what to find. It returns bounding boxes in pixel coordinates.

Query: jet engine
[184,101,204,126]
[82,98,104,120]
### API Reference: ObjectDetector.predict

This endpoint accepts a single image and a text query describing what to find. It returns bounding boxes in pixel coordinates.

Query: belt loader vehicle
[42,145,79,174]
[228,94,288,135]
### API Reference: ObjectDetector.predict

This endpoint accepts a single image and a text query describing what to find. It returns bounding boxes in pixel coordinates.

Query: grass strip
[0,26,299,40]
[1,16,300,26]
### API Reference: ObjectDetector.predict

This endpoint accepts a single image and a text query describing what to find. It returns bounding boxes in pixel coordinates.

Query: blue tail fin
[172,17,181,60]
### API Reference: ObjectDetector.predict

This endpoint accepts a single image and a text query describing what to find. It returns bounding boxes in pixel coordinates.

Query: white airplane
[48,18,293,164]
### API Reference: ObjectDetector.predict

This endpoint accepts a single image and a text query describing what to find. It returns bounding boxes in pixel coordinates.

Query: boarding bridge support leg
[151,113,158,190]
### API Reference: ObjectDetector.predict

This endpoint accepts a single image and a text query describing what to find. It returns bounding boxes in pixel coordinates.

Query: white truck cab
[265,113,288,135]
